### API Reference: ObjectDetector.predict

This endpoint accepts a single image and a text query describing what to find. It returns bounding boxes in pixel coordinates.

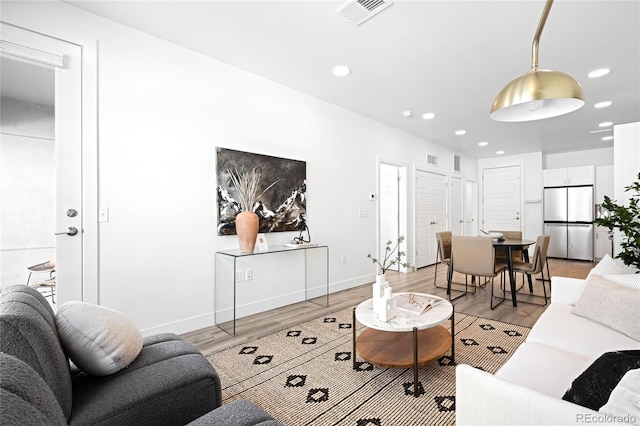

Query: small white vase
[373,274,393,316]
[379,295,397,322]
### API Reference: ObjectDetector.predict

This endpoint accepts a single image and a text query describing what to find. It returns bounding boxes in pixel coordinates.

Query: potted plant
[367,236,414,284]
[594,172,640,270]
[228,169,278,253]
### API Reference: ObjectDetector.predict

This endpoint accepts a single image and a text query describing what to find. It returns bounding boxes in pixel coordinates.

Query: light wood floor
[182,258,595,356]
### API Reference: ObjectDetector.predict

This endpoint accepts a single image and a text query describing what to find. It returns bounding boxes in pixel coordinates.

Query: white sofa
[456,271,640,425]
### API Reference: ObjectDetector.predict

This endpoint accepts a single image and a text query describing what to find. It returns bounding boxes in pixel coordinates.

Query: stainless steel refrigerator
[543,186,594,261]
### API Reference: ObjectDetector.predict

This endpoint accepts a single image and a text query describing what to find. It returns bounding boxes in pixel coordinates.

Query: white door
[415,170,447,268]
[482,166,521,232]
[450,176,463,235]
[0,23,83,303]
[465,180,477,236]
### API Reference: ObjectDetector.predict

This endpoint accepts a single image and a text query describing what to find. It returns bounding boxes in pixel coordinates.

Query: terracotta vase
[235,211,259,253]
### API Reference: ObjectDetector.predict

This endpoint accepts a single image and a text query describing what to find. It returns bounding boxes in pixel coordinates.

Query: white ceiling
[32,1,640,158]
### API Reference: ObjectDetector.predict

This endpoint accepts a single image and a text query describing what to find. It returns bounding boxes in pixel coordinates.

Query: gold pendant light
[490,0,584,122]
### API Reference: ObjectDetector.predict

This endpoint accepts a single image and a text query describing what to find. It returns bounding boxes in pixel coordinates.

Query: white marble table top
[355,292,453,332]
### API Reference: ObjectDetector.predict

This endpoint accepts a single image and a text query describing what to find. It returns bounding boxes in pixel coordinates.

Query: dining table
[493,238,536,307]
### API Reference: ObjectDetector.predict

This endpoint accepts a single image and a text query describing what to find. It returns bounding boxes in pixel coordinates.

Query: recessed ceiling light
[402,110,413,118]
[594,101,612,109]
[598,121,614,127]
[478,141,488,147]
[588,68,611,78]
[496,150,505,155]
[422,112,435,120]
[331,65,351,77]
[602,136,614,141]
[455,129,466,136]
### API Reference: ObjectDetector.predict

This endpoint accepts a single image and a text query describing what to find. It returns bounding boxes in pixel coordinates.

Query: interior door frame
[1,16,99,303]
[377,157,410,270]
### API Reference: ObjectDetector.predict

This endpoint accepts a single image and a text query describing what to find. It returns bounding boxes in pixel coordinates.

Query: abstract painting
[216,147,306,236]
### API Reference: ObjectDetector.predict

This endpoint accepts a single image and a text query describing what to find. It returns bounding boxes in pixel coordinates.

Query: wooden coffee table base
[352,309,455,397]
[357,326,451,368]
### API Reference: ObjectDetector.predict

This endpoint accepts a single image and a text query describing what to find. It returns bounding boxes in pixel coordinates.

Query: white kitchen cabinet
[568,166,595,186]
[543,166,595,187]
[543,168,568,187]
[594,226,613,260]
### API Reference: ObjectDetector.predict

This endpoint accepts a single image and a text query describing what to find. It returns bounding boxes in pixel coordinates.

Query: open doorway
[0,56,57,303]
[1,23,87,305]
[378,162,408,272]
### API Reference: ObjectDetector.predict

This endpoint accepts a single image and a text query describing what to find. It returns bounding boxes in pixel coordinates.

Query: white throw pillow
[586,255,630,282]
[602,274,640,291]
[599,369,640,420]
[56,301,143,376]
[572,275,640,341]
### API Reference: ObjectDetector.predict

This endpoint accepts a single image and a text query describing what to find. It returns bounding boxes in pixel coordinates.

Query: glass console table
[215,244,329,335]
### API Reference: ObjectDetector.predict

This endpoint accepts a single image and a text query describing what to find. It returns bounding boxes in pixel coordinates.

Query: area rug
[208,307,530,426]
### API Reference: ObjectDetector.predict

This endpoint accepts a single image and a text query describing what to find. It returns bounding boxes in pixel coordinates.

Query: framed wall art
[216,147,306,236]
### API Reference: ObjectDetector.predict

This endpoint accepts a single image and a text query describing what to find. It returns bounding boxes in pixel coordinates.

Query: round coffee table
[352,292,454,397]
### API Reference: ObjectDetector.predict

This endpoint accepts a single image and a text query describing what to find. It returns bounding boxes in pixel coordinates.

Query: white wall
[544,147,613,169]
[477,152,543,243]
[2,1,477,335]
[0,97,55,287]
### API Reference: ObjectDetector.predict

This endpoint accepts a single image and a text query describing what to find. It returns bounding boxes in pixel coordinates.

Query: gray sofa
[0,285,281,426]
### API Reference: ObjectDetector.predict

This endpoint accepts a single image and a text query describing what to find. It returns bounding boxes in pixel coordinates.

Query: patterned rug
[208,307,530,426]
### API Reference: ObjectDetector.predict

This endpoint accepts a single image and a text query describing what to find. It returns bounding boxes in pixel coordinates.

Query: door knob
[55,227,79,236]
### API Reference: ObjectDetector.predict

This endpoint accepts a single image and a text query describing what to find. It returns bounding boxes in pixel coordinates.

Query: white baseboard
[141,275,377,336]
[140,312,216,337]
[329,274,375,293]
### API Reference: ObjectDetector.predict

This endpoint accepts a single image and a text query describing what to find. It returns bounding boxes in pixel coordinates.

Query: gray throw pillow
[572,275,640,341]
[56,301,143,376]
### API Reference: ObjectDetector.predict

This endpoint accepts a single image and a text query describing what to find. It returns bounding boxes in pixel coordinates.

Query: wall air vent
[454,155,461,173]
[427,154,438,166]
[337,0,393,26]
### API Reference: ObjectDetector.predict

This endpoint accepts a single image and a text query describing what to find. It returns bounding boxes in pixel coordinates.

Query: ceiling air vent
[337,0,393,26]
[427,154,438,166]
[454,155,461,173]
